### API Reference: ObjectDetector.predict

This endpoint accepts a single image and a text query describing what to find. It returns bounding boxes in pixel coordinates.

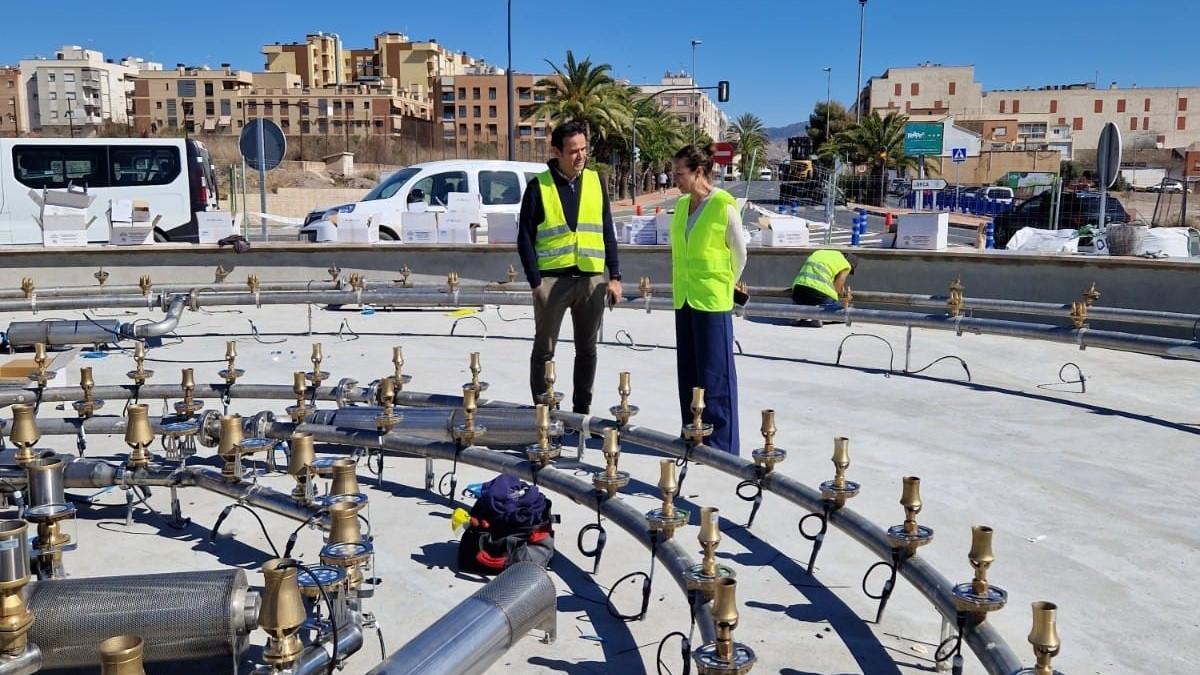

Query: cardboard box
[31,187,96,247]
[655,213,673,245]
[627,216,659,245]
[486,212,519,244]
[446,192,482,213]
[761,215,811,247]
[896,212,949,250]
[337,213,379,243]
[438,211,474,244]
[109,199,157,246]
[401,212,439,244]
[197,212,239,244]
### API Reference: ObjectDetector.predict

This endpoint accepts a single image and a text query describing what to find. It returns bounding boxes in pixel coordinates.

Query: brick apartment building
[441,72,553,161]
[1,66,22,136]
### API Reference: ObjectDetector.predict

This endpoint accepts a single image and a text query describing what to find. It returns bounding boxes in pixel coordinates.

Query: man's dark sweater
[517,161,621,288]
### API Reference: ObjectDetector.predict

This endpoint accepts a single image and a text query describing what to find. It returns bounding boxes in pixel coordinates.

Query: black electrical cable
[281,560,339,675]
[576,498,607,574]
[655,588,700,675]
[605,532,659,622]
[282,511,327,558]
[734,469,765,529]
[210,502,281,557]
[799,501,833,573]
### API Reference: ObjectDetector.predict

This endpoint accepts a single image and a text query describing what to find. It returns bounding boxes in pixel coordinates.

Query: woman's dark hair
[673,143,716,178]
[551,120,587,150]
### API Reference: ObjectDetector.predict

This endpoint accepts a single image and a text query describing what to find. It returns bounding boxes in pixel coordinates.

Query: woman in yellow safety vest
[668,144,748,455]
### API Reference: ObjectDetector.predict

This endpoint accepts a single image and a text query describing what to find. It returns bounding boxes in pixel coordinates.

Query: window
[487,123,497,135]
[12,144,109,189]
[178,80,196,97]
[1130,117,1138,131]
[205,101,214,115]
[48,92,57,101]
[109,145,181,186]
[1050,100,1058,114]
[220,99,231,116]
[458,87,466,98]
[1012,100,1020,114]
[1178,116,1187,131]
[1057,117,1065,125]
[1145,98,1151,112]
[63,72,75,83]
[223,81,236,91]
[518,88,531,100]
[49,111,57,120]
[458,123,466,135]
[1143,117,1150,130]
[1000,100,1006,114]
[893,83,901,96]
[472,87,480,99]
[1117,99,1126,113]
[488,87,497,100]
[409,170,468,207]
[47,72,55,82]
[993,127,1007,137]
[458,105,466,117]
[1072,117,1083,131]
[1180,97,1189,112]
[1094,99,1103,113]
[480,171,521,205]
[910,83,919,96]
[677,96,689,106]
[333,101,342,112]
[518,126,531,137]
[204,82,214,97]
[472,105,481,117]
[934,100,943,110]
[948,82,956,95]
[363,101,370,110]
[488,105,497,118]
[473,123,481,134]
[1017,123,1047,139]
[155,101,162,110]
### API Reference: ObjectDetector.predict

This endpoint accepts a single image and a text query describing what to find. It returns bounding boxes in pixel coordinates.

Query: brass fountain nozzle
[609,371,640,426]
[174,367,203,416]
[685,506,736,598]
[506,264,517,284]
[591,428,630,497]
[287,431,316,503]
[645,459,689,539]
[99,634,146,675]
[1069,301,1088,329]
[1083,281,1101,307]
[466,351,488,392]
[30,342,50,387]
[391,345,411,390]
[525,403,560,465]
[639,276,652,297]
[1027,601,1061,675]
[374,376,399,433]
[683,387,713,444]
[952,524,1008,619]
[886,476,934,555]
[320,501,372,588]
[126,341,153,386]
[329,458,361,498]
[453,385,487,447]
[73,366,104,418]
[751,409,786,472]
[94,267,109,287]
[693,577,757,675]
[818,437,860,508]
[138,274,153,296]
[948,276,965,317]
[537,361,561,409]
[20,278,34,300]
[246,274,260,295]
[0,520,34,656]
[10,404,40,465]
[218,414,245,479]
[328,264,342,282]
[447,271,460,294]
[346,272,365,292]
[287,371,310,423]
[839,283,853,308]
[260,558,307,668]
[214,265,230,284]
[124,404,155,469]
[308,343,328,387]
[219,340,243,386]
[398,264,412,287]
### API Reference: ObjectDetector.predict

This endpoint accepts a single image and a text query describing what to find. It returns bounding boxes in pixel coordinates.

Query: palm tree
[534,51,631,148]
[726,113,768,180]
[624,89,688,193]
[822,110,936,205]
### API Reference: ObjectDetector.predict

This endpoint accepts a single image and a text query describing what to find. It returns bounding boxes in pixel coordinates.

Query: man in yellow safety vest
[517,120,622,413]
[791,250,857,327]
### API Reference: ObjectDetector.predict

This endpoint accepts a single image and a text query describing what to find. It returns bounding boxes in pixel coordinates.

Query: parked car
[758,167,773,181]
[1145,179,1185,193]
[993,191,1129,248]
[300,159,546,241]
[0,137,220,244]
[982,186,1015,205]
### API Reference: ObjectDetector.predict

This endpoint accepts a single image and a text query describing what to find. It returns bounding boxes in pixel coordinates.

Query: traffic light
[633,146,641,162]
[717,80,730,103]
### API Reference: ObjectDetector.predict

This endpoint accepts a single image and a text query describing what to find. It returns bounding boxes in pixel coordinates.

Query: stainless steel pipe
[368,562,556,675]
[290,613,364,675]
[307,407,540,448]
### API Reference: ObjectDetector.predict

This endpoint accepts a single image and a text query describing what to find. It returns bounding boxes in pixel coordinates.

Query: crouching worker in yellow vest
[669,144,748,455]
[790,249,857,327]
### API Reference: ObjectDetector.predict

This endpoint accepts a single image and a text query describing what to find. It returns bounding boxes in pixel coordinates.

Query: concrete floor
[4,290,1197,675]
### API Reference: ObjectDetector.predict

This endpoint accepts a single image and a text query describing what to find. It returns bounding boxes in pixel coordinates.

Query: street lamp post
[690,39,702,145]
[506,0,515,161]
[65,109,75,139]
[855,0,867,123]
[823,67,833,148]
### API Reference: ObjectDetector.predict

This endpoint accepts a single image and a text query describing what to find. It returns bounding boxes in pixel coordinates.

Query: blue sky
[3,1,1197,127]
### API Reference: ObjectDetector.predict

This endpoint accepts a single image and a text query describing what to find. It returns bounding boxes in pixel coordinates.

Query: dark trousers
[675,304,739,455]
[531,275,606,413]
[792,284,837,306]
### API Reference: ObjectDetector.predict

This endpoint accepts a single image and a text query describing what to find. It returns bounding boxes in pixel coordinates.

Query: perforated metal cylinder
[24,569,257,669]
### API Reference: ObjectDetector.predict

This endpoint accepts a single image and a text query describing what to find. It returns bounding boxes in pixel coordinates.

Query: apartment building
[634,72,728,141]
[17,46,143,132]
[441,73,553,161]
[263,32,481,113]
[1,66,23,136]
[132,65,431,138]
[859,63,1200,158]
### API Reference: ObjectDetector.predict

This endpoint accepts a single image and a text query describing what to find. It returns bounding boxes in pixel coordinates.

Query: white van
[0,137,220,244]
[300,159,547,241]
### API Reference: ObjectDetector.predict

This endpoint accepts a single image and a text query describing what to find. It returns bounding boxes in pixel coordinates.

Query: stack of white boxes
[626,216,659,245]
[655,212,673,245]
[486,213,520,244]
[336,212,380,243]
[401,212,439,244]
[438,193,480,244]
[29,187,95,247]
[761,215,811,247]
[197,212,240,244]
[109,199,158,246]
[896,213,949,250]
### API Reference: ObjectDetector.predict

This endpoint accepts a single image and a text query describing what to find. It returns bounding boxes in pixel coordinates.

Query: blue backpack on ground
[456,474,556,575]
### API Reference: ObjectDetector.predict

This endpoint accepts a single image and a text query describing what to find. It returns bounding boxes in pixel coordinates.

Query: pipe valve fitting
[537,361,563,409]
[260,559,307,669]
[608,371,640,426]
[124,404,155,469]
[374,376,400,433]
[684,506,735,599]
[10,404,41,465]
[952,525,1008,620]
[29,343,51,388]
[525,404,561,466]
[693,577,757,675]
[287,371,310,424]
[0,521,33,656]
[750,409,786,473]
[682,387,714,445]
[1017,601,1063,675]
[175,368,204,417]
[818,437,860,508]
[645,460,689,539]
[99,635,146,675]
[219,341,244,386]
[390,346,412,390]
[591,428,630,497]
[307,343,328,388]
[463,351,489,393]
[126,342,153,386]
[72,366,104,418]
[287,431,316,503]
[885,476,934,555]
[453,386,487,447]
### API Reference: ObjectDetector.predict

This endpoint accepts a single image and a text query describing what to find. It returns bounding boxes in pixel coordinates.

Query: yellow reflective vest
[535,169,605,273]
[792,249,851,301]
[670,189,737,312]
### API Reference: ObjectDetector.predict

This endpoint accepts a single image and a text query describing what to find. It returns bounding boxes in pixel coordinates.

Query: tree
[807,101,851,151]
[726,113,768,181]
[624,90,689,193]
[534,50,631,149]
[822,110,936,205]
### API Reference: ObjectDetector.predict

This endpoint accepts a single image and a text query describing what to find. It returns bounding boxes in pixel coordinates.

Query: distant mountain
[765,122,809,142]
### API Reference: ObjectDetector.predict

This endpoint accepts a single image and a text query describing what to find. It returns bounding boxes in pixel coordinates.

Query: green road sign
[904,122,944,156]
